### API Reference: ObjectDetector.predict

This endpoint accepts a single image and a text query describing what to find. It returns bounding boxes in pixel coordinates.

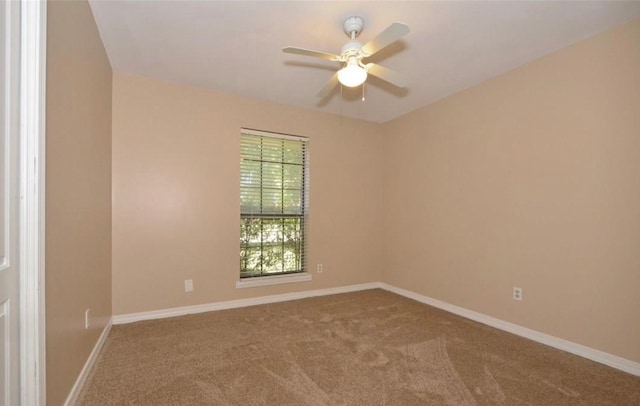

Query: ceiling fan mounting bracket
[343,16,364,38]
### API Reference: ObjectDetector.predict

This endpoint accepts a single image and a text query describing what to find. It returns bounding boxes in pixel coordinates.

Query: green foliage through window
[240,130,307,278]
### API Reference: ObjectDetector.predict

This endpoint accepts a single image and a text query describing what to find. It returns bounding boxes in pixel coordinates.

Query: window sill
[235,273,312,289]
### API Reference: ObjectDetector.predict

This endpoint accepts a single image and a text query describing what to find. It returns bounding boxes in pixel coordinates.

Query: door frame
[19,0,46,404]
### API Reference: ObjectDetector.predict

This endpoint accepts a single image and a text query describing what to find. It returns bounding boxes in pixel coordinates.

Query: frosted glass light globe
[338,59,367,87]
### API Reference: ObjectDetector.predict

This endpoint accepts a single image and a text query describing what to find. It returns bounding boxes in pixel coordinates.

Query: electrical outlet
[513,286,523,301]
[84,309,90,330]
[317,264,323,273]
[184,279,194,292]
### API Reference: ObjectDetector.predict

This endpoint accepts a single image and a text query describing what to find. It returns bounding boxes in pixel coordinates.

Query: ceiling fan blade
[283,46,339,61]
[365,63,408,88]
[317,72,339,98]
[360,22,409,57]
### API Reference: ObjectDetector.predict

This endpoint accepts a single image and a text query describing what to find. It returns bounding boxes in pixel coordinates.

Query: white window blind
[240,129,308,278]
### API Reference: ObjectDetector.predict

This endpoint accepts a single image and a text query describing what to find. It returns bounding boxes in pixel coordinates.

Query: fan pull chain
[362,82,365,101]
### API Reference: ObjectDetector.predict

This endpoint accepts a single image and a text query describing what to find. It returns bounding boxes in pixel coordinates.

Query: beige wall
[382,19,640,363]
[111,73,384,315]
[46,0,112,404]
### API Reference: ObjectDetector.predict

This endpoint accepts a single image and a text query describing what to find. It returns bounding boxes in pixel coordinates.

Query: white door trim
[19,0,46,404]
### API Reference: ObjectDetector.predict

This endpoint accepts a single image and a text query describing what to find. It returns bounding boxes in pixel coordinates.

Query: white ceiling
[89,1,640,123]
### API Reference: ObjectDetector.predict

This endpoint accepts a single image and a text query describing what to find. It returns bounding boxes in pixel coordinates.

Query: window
[240,129,308,278]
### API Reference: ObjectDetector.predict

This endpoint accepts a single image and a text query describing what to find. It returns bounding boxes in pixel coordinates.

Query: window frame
[238,128,309,285]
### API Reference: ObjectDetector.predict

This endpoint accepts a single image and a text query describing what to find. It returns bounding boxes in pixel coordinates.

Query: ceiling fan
[283,16,410,98]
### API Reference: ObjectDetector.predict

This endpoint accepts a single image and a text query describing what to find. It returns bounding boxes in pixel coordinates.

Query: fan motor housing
[341,40,363,55]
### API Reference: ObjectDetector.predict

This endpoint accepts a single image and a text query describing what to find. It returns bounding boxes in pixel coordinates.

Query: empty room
[12,0,640,404]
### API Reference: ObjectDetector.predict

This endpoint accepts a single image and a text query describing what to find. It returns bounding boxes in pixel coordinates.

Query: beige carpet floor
[76,289,640,405]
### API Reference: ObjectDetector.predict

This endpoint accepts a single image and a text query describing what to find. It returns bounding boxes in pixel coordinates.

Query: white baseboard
[109,281,639,377]
[112,282,381,325]
[379,283,640,377]
[64,318,112,406]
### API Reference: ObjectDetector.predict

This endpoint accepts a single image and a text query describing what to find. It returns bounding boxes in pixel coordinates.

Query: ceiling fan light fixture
[337,58,367,87]
[283,17,409,96]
